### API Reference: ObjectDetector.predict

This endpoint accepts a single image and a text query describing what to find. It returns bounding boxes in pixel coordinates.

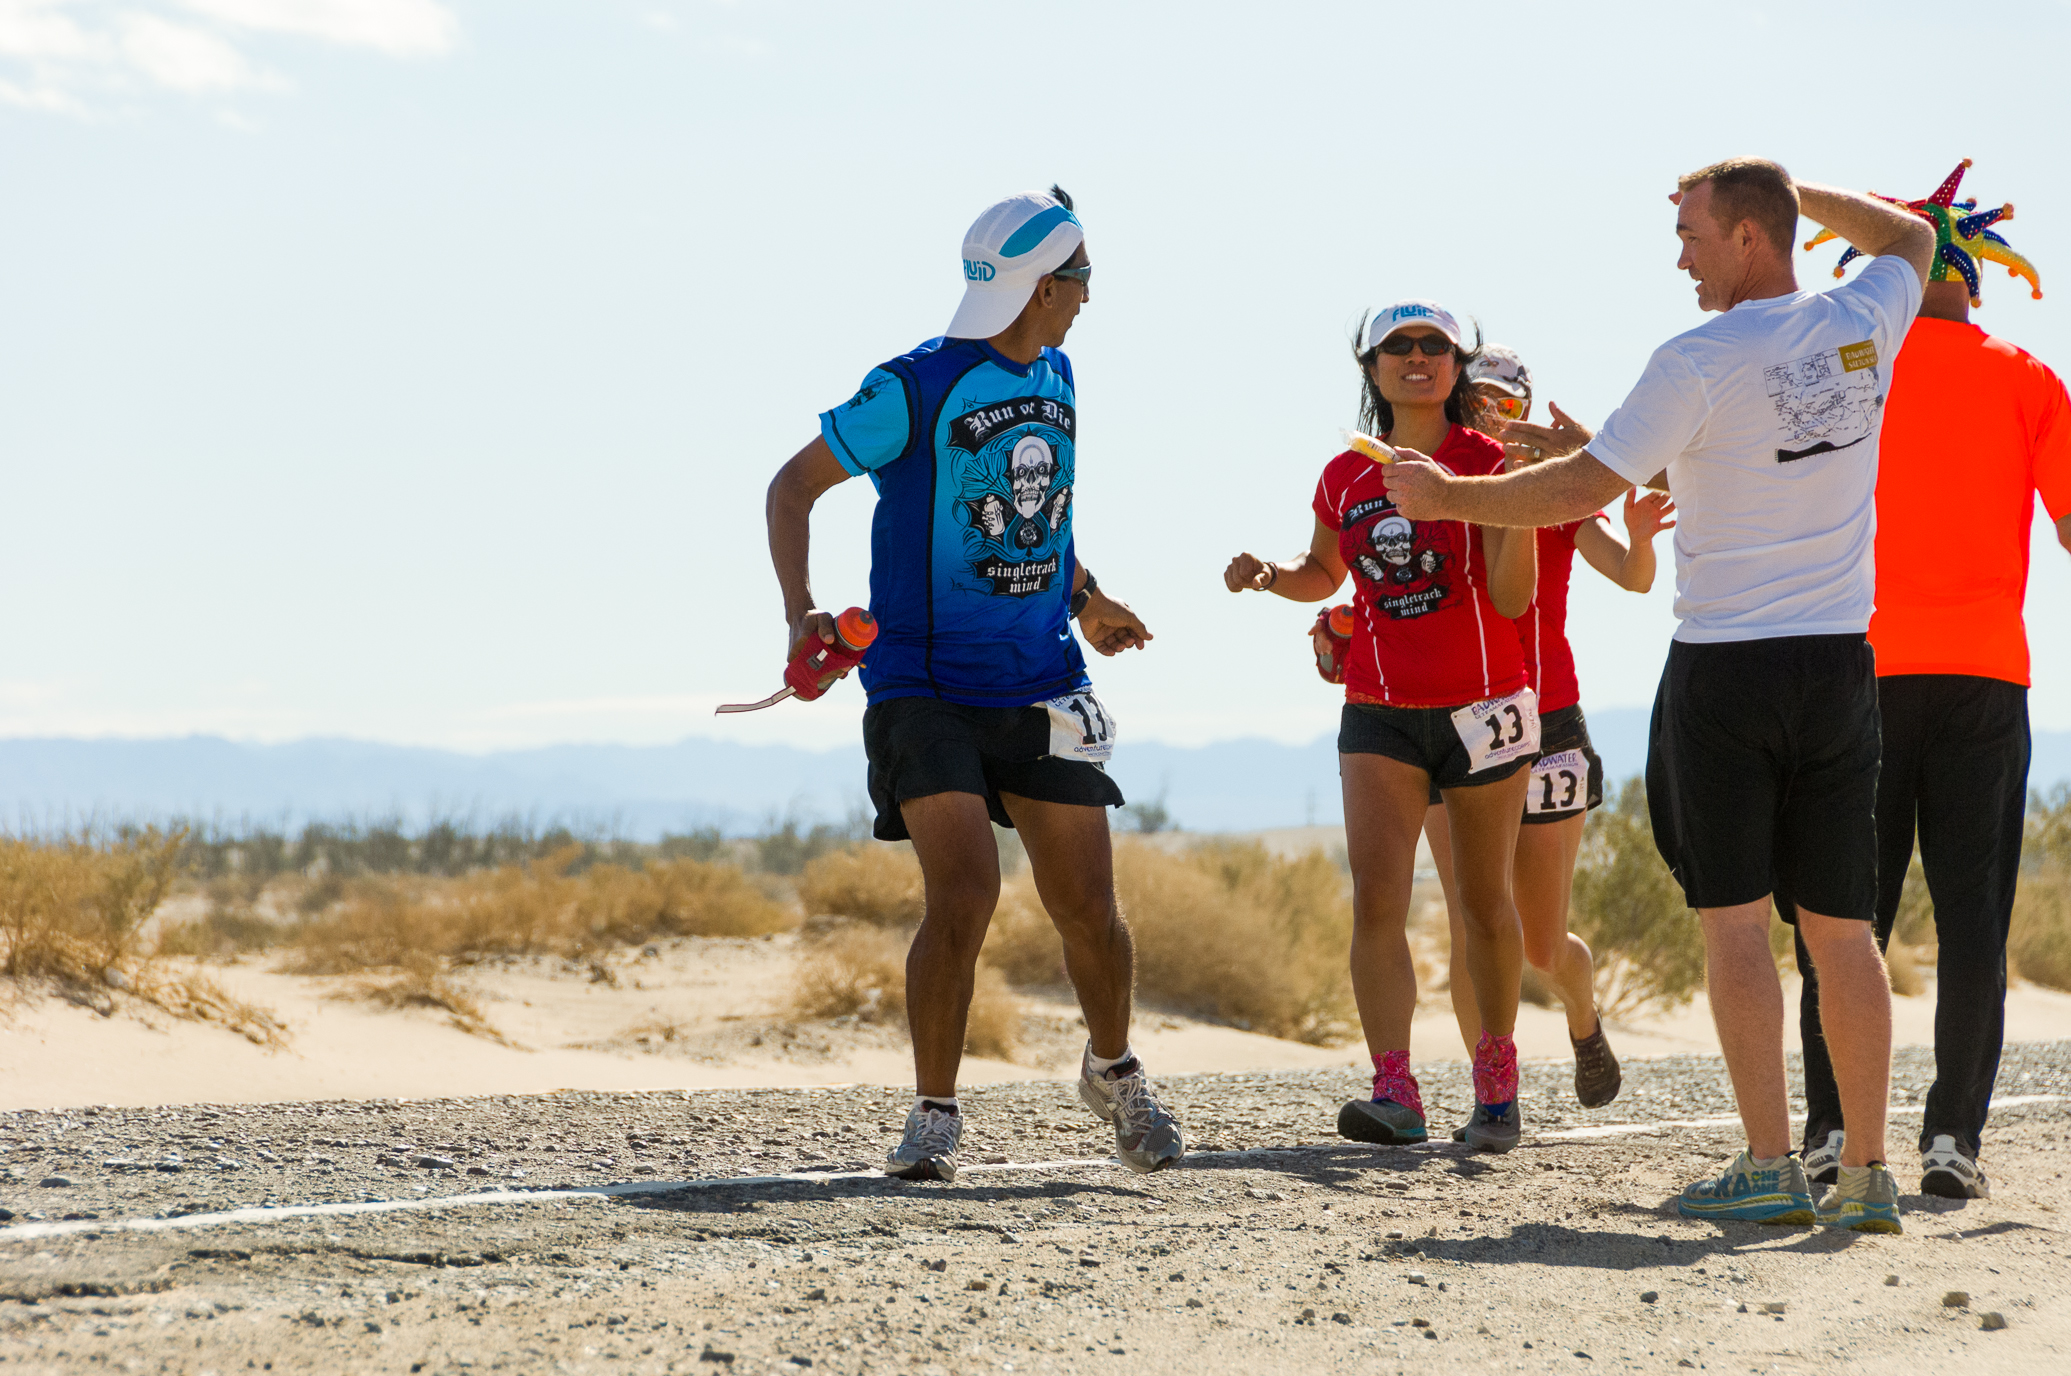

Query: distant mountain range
[3,709,2068,837]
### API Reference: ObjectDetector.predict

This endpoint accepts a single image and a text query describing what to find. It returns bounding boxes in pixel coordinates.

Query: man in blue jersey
[765,186,1183,1183]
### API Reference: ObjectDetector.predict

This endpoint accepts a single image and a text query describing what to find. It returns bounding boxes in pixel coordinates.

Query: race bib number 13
[1450,687,1540,774]
[1528,748,1588,814]
[1043,690,1117,764]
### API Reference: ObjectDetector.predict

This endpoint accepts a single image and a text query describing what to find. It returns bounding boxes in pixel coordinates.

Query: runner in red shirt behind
[1422,346,1677,1135]
[1224,300,1539,1152]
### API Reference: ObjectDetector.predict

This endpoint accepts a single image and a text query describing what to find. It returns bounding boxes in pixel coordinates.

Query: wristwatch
[1070,571,1098,618]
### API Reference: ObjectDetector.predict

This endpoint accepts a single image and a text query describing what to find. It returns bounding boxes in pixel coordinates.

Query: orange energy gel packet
[1344,430,1397,464]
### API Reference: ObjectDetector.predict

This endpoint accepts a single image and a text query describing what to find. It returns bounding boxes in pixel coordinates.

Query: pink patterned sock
[1473,1031,1518,1106]
[1370,1050,1423,1116]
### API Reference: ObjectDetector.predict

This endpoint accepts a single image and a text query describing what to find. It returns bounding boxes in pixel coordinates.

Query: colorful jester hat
[1805,158,2042,307]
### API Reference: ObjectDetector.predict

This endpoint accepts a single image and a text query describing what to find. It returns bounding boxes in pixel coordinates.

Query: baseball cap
[1365,299,1462,353]
[1468,345,1531,398]
[946,190,1084,340]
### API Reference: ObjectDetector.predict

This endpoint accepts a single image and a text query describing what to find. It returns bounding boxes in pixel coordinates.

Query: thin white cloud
[178,0,456,58]
[120,10,263,91]
[0,0,458,114]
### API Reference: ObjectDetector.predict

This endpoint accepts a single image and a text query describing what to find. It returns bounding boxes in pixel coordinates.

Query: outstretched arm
[1380,448,1633,528]
[1575,490,1676,592]
[1225,519,1349,602]
[1795,181,1936,285]
[767,436,853,655]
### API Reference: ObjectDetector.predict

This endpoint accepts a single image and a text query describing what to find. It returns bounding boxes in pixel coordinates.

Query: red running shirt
[1312,425,1527,708]
[1512,517,1604,713]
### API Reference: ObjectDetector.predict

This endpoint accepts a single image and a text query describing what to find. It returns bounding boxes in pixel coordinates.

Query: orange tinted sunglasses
[1489,394,1529,421]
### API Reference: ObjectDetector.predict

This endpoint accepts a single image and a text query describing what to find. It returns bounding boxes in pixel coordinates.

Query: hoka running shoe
[1463,1101,1521,1154]
[1337,1098,1428,1145]
[1817,1162,1903,1233]
[1676,1151,1814,1226]
[1077,1046,1185,1174]
[1920,1135,1990,1200]
[885,1102,962,1183]
[1802,1129,1845,1187]
[1571,1020,1622,1109]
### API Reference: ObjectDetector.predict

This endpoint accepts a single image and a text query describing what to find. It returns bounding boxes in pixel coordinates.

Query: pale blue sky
[4,0,2069,754]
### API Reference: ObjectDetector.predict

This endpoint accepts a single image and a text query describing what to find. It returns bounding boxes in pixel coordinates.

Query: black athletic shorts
[1341,700,1534,793]
[1422,701,1604,817]
[1645,634,1879,921]
[863,695,1124,843]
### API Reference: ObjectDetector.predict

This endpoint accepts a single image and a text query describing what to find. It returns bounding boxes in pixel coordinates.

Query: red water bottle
[784,607,879,701]
[715,607,879,715]
[1312,604,1355,684]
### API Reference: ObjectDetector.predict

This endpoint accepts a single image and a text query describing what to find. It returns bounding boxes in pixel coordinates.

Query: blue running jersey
[820,337,1090,707]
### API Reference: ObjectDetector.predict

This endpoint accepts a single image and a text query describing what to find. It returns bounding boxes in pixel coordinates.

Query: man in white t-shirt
[1380,157,1934,1233]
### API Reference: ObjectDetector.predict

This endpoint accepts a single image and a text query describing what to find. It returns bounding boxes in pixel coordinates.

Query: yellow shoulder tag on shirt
[1838,340,1879,373]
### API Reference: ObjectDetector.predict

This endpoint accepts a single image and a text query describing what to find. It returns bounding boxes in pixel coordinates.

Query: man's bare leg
[1798,909,1892,1168]
[899,791,1003,1099]
[999,792,1131,1058]
[1699,899,1792,1159]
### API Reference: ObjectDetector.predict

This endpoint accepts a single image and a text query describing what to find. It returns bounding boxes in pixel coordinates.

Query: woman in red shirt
[1425,346,1676,1130]
[1224,300,1539,1152]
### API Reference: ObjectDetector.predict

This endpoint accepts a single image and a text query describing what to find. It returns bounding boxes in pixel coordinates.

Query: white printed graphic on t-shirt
[1762,338,1882,464]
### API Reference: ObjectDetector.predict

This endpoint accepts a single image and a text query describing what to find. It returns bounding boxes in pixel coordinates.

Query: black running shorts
[1341,700,1534,793]
[863,696,1124,843]
[1645,634,1879,921]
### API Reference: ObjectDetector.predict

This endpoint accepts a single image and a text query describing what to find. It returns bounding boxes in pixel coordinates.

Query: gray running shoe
[1920,1134,1991,1200]
[1816,1162,1902,1233]
[1077,1046,1185,1174]
[885,1102,962,1182]
[1337,1098,1427,1144]
[1571,1020,1622,1109]
[1463,1101,1521,1154]
[1450,1121,1469,1144]
[1802,1129,1845,1188]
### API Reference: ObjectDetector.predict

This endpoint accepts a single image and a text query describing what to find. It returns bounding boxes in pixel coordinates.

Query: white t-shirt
[1590,255,1923,643]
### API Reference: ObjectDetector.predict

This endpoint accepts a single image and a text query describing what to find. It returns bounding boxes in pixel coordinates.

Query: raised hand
[1501,401,1595,463]
[1224,552,1275,593]
[1622,488,1678,542]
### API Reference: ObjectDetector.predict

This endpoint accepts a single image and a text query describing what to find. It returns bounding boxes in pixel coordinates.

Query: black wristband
[1070,570,1097,617]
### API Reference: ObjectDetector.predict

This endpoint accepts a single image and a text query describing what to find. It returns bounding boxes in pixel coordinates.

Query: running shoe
[1571,1020,1622,1109]
[1463,1101,1521,1154]
[1676,1151,1815,1226]
[1816,1162,1903,1233]
[1338,1098,1428,1145]
[885,1102,962,1183]
[1449,1121,1468,1144]
[1920,1135,1990,1200]
[1077,1047,1185,1174]
[1802,1129,1845,1187]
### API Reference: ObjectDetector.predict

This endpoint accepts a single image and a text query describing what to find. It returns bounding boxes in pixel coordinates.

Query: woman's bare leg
[1341,755,1436,1059]
[1512,814,1600,1039]
[1425,803,1482,1055]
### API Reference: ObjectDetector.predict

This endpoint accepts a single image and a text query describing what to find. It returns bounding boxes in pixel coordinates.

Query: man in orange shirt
[1796,163,2070,1200]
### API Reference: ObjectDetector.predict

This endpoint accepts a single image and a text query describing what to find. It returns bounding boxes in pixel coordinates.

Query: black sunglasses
[1376,333,1454,357]
[1049,263,1092,288]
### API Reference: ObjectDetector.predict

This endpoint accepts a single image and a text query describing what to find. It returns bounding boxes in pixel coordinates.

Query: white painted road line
[2,1095,2060,1245]
[1536,1093,2064,1141]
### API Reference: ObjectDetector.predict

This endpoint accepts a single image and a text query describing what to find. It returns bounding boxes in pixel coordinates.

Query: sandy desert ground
[0,1044,2066,1375]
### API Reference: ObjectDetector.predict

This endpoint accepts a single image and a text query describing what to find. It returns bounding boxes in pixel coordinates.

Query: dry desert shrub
[0,830,289,1047]
[790,920,1019,1059]
[798,845,925,926]
[1111,838,1356,1045]
[1567,779,1708,1017]
[2010,787,2071,992]
[0,830,183,983]
[980,887,1066,987]
[1884,938,1926,997]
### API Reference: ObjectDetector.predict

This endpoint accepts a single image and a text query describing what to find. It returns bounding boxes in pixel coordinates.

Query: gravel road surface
[3,1043,2067,1374]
